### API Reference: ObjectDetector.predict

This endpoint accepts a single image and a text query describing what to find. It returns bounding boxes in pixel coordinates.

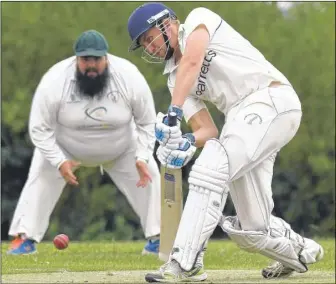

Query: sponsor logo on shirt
[196,50,216,97]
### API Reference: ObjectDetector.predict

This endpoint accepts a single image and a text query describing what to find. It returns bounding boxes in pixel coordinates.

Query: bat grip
[167,112,177,127]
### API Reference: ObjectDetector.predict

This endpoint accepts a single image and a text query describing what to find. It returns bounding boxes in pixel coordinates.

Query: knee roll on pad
[188,139,230,193]
[171,139,230,271]
[220,216,308,273]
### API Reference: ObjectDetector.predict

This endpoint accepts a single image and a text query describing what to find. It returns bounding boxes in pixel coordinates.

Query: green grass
[2,238,335,275]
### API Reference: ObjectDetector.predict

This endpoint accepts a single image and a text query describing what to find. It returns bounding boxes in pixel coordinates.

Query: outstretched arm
[171,25,210,108]
[130,68,157,164]
[29,78,67,169]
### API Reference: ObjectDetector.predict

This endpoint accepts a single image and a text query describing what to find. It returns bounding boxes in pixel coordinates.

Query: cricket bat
[159,112,183,262]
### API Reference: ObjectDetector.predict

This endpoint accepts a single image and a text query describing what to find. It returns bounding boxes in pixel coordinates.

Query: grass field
[2,238,335,283]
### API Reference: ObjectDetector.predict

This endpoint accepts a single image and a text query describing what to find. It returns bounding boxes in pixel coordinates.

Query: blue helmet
[128,2,176,52]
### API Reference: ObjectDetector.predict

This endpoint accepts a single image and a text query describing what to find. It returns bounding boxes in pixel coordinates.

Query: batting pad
[221,215,323,273]
[170,139,230,271]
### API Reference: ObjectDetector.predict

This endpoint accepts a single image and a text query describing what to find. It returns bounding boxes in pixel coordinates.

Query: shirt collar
[163,56,177,75]
[162,24,185,75]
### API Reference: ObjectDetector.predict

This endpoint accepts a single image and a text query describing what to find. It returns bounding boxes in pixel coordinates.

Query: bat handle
[167,112,178,127]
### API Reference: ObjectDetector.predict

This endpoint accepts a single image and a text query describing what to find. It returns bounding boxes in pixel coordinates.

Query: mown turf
[3,270,336,284]
[2,238,334,275]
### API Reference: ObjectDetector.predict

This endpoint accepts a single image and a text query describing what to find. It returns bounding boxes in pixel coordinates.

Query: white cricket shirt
[29,54,156,168]
[164,7,292,121]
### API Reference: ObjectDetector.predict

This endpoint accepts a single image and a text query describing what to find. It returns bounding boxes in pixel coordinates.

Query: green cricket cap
[74,30,109,57]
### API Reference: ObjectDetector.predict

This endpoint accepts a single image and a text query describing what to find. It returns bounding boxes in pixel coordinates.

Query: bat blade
[159,166,183,262]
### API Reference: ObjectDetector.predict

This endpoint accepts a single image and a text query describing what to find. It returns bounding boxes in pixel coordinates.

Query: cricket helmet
[127,2,176,52]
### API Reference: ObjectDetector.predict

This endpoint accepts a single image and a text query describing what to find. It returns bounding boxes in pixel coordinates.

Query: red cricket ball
[53,234,69,250]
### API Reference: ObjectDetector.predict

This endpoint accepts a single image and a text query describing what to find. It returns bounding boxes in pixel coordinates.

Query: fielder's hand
[59,160,81,186]
[136,160,152,188]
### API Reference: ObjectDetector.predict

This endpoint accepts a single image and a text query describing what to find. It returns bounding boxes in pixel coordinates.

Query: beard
[75,66,109,99]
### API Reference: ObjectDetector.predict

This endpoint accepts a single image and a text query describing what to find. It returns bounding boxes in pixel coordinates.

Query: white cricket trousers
[8,147,161,242]
[220,84,302,231]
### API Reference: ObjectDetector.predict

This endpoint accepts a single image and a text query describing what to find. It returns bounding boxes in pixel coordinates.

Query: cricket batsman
[127,3,324,282]
[8,30,161,255]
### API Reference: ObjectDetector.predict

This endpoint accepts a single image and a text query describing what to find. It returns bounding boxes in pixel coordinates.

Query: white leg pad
[221,215,323,273]
[170,139,230,271]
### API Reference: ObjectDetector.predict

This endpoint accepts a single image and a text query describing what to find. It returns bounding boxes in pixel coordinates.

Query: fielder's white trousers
[8,147,161,242]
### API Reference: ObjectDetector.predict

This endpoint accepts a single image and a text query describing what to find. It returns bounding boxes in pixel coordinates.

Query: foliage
[1,2,335,240]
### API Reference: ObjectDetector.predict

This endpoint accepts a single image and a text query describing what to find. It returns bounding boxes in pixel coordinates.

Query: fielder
[127,3,324,282]
[8,30,161,255]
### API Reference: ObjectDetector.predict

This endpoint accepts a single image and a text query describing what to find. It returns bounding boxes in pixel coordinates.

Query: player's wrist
[168,105,183,121]
[136,157,148,164]
[182,133,196,146]
[57,159,68,170]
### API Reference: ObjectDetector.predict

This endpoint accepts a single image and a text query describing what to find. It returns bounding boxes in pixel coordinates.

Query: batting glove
[155,105,183,149]
[157,133,197,169]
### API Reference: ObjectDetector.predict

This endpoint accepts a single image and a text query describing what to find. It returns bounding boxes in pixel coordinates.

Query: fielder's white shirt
[29,54,156,168]
[164,7,292,122]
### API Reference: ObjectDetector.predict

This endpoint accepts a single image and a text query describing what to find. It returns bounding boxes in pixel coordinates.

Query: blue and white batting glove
[157,133,197,169]
[155,106,184,150]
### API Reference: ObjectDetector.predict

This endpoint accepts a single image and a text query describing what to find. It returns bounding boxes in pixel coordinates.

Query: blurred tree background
[1,2,335,242]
